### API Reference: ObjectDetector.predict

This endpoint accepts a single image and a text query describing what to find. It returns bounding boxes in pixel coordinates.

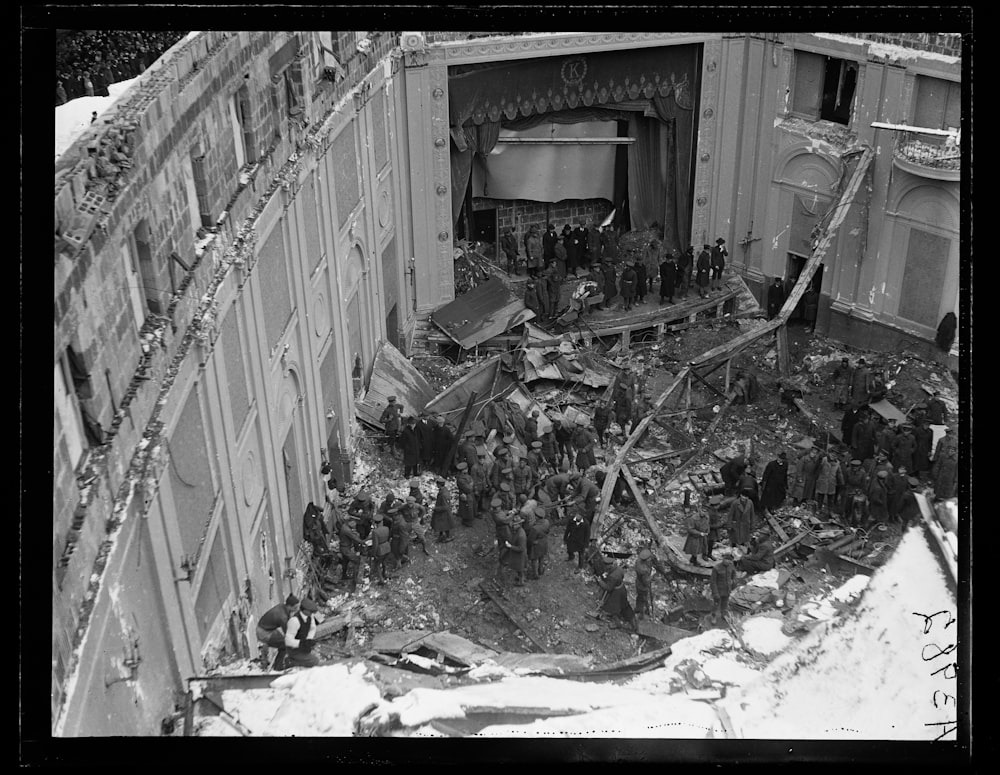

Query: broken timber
[479,582,547,653]
[620,463,711,577]
[773,530,809,559]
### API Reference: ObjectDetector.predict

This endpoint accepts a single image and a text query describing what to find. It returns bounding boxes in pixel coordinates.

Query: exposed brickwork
[841,32,962,58]
[473,197,613,243]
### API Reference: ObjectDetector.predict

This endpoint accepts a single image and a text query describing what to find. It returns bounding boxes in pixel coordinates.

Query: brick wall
[52,30,399,734]
[473,196,613,245]
[844,32,962,58]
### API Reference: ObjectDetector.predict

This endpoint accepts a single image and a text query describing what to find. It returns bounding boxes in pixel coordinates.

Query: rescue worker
[710,237,728,293]
[564,511,589,568]
[503,514,528,587]
[572,420,597,472]
[256,594,300,670]
[369,513,392,585]
[379,395,403,452]
[842,459,869,517]
[684,508,709,565]
[471,455,489,518]
[512,456,535,500]
[553,418,575,464]
[932,444,957,500]
[593,401,612,446]
[491,499,513,576]
[634,548,654,620]
[737,534,775,574]
[337,514,363,589]
[598,561,636,631]
[527,508,550,579]
[727,491,755,550]
[710,552,738,624]
[571,471,600,528]
[524,409,540,443]
[539,428,559,471]
[399,416,421,477]
[347,490,375,541]
[497,480,516,511]
[429,475,454,543]
[283,597,320,668]
[433,417,455,475]
[454,461,475,527]
[390,504,412,568]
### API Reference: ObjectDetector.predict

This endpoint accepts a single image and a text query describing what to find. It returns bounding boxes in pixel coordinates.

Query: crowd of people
[503,221,732,323]
[55,30,186,104]
[257,333,958,667]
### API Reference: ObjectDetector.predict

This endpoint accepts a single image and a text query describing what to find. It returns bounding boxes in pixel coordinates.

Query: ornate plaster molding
[691,38,722,248]
[428,61,455,301]
[430,32,713,66]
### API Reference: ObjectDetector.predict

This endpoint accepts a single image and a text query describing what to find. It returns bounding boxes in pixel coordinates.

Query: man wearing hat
[527,507,551,579]
[695,244,711,298]
[256,593,300,670]
[720,450,748,497]
[634,548,654,620]
[572,471,600,528]
[931,443,957,500]
[619,261,637,311]
[710,552,738,624]
[283,597,320,668]
[766,276,786,319]
[497,480,516,512]
[814,450,843,515]
[848,358,872,408]
[527,439,545,473]
[471,455,489,518]
[572,420,597,472]
[891,423,916,473]
[369,513,392,585]
[399,415,422,477]
[347,490,375,540]
[760,452,789,514]
[458,433,479,472]
[417,412,436,472]
[710,237,728,293]
[433,416,455,475]
[454,461,475,527]
[926,391,948,425]
[844,489,870,528]
[727,491,755,551]
[564,510,589,569]
[338,513,364,589]
[524,278,542,314]
[592,400,612,447]
[597,561,636,630]
[489,446,509,493]
[431,476,456,542]
[390,502,413,568]
[502,513,529,587]
[898,477,922,528]
[378,491,397,518]
[379,396,403,452]
[553,418,575,465]
[912,416,933,478]
[851,409,877,463]
[525,409,540,443]
[491,499,513,572]
[737,534,775,574]
[842,458,869,517]
[868,469,890,524]
[684,508,710,565]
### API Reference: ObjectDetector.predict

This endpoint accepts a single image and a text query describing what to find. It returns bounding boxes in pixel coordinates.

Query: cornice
[429,32,715,66]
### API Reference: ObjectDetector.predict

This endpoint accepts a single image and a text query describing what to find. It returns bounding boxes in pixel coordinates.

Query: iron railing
[895,130,960,171]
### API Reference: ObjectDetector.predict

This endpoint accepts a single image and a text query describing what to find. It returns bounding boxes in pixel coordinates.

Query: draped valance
[448,44,699,129]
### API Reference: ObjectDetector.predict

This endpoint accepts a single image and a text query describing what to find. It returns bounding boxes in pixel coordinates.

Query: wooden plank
[625,445,696,465]
[776,324,791,377]
[691,365,728,400]
[592,367,690,536]
[479,582,547,653]
[765,514,790,544]
[773,530,809,559]
[314,613,351,641]
[355,341,437,429]
[419,631,500,666]
[442,390,478,474]
[635,619,695,647]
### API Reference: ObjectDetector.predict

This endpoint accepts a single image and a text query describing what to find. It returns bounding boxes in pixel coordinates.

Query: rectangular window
[191,154,213,228]
[123,239,146,329]
[793,51,857,125]
[55,359,86,469]
[913,75,961,133]
[228,94,246,169]
[182,156,203,236]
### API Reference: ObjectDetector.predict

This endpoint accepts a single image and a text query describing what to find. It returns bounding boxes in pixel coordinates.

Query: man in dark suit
[767,276,786,319]
[571,222,588,271]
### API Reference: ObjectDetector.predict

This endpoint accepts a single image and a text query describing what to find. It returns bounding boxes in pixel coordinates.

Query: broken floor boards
[634,619,695,647]
[430,276,536,349]
[479,582,548,653]
[355,341,437,430]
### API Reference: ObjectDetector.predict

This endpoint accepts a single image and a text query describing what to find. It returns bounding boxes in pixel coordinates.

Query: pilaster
[692,39,722,247]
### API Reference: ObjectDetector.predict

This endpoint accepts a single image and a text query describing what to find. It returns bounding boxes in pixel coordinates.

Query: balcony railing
[894,131,960,171]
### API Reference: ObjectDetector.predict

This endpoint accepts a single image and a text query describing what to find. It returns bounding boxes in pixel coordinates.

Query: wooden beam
[625,445,697,466]
[773,530,809,559]
[690,365,728,400]
[764,514,790,544]
[443,390,478,473]
[479,582,547,653]
[775,324,791,377]
[592,367,689,536]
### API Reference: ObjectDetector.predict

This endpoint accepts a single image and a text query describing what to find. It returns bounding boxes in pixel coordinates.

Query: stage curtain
[627,113,667,238]
[652,92,694,252]
[450,121,503,230]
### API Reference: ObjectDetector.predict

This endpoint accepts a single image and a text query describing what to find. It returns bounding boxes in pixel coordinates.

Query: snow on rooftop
[812,33,961,64]
[719,527,957,740]
[55,78,140,160]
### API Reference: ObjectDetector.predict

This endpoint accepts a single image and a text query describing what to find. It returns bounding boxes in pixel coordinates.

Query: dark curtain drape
[626,92,693,254]
[451,121,501,231]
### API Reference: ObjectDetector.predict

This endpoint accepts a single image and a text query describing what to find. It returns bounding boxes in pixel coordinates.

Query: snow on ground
[719,527,957,739]
[55,78,139,160]
[474,694,722,738]
[740,617,792,658]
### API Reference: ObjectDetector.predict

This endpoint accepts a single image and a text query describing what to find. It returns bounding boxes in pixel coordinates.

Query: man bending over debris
[282,597,320,668]
[597,561,637,631]
[737,534,775,574]
[256,594,300,670]
[719,451,748,496]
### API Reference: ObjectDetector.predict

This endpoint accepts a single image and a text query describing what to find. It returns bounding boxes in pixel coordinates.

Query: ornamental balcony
[892,130,960,181]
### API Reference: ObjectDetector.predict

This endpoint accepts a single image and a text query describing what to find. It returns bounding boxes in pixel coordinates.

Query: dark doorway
[786,253,824,322]
[820,58,857,126]
[472,208,497,249]
[386,302,399,350]
[282,430,303,548]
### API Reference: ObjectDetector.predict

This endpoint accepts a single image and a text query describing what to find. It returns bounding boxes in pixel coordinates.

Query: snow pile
[475,694,722,738]
[626,629,747,695]
[196,663,382,736]
[719,528,957,739]
[745,568,782,590]
[55,78,140,159]
[465,660,518,681]
[740,616,792,658]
